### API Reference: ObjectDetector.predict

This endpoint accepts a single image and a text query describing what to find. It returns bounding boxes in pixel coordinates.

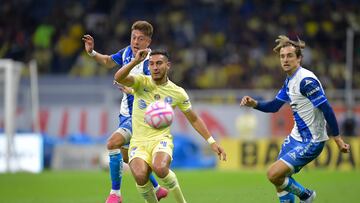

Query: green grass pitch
[0,169,359,203]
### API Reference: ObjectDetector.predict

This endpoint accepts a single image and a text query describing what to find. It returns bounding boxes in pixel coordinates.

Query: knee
[153,164,168,178]
[106,139,117,150]
[267,168,284,186]
[132,169,149,186]
[106,133,124,150]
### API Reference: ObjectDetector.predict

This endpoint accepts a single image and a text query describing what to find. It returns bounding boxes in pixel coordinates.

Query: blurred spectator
[341,114,358,137]
[32,23,55,73]
[1,0,360,89]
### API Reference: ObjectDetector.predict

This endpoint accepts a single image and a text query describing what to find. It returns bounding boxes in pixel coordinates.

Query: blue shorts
[118,115,132,133]
[118,115,132,148]
[278,135,325,173]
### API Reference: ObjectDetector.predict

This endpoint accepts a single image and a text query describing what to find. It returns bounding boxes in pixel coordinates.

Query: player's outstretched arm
[183,109,227,161]
[241,96,285,113]
[317,101,351,153]
[114,49,149,87]
[82,34,116,68]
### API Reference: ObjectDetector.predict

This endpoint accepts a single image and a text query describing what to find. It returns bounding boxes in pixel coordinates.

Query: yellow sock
[161,170,187,203]
[136,181,159,203]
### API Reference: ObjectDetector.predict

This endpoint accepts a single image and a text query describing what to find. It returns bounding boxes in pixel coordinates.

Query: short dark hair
[131,20,153,38]
[150,49,170,60]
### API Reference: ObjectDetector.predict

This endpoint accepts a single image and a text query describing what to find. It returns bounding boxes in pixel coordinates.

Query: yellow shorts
[128,137,174,167]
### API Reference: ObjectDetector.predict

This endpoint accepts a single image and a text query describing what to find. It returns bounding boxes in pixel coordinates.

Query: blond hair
[273,35,306,57]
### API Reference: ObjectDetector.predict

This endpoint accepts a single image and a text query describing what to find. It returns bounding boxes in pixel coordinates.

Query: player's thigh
[129,157,151,174]
[267,159,292,180]
[152,152,172,170]
[121,147,129,163]
[129,157,152,184]
[107,130,127,149]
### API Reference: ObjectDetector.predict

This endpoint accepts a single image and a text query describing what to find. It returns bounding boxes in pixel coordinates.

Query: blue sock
[281,177,312,200]
[278,191,295,203]
[149,173,159,189]
[109,150,123,190]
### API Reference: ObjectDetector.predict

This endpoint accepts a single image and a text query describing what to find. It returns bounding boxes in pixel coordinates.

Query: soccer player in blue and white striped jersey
[240,35,350,203]
[82,21,168,203]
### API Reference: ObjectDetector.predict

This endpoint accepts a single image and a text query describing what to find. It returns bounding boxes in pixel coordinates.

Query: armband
[207,136,216,145]
[88,50,97,57]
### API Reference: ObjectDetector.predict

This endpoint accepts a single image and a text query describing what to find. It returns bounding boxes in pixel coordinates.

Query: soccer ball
[145,100,174,129]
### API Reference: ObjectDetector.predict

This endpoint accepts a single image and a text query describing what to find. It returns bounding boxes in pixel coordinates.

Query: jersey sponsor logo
[306,86,320,96]
[312,95,325,102]
[164,96,173,104]
[138,99,147,109]
[294,146,303,152]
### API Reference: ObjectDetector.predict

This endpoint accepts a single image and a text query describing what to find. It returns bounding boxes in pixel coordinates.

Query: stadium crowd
[1,0,359,89]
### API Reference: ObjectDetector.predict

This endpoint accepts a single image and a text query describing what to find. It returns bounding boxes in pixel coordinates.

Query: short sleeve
[110,48,126,66]
[131,74,145,92]
[177,88,192,112]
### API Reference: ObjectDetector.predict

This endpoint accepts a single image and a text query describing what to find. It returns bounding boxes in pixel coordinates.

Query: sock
[161,170,187,203]
[109,149,123,193]
[136,181,159,203]
[149,173,160,191]
[280,177,312,200]
[277,191,295,203]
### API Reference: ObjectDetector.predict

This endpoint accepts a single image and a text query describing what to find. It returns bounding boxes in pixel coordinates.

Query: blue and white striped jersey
[111,45,151,116]
[276,67,329,142]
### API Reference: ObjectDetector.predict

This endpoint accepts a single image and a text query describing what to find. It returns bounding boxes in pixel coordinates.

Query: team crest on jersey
[138,99,147,109]
[154,94,161,100]
[164,96,173,104]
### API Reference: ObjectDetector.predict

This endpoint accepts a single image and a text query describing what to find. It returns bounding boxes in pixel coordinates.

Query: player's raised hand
[211,143,227,161]
[113,80,134,94]
[134,48,150,63]
[82,34,94,54]
[334,136,351,153]
[240,96,258,108]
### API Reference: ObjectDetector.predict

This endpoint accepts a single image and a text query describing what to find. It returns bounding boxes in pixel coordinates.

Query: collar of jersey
[152,77,169,86]
[287,66,302,80]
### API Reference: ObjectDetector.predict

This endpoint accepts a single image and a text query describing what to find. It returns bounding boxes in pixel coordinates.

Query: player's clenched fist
[240,96,257,108]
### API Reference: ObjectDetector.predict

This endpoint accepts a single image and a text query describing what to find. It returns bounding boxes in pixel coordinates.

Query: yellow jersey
[130,74,191,142]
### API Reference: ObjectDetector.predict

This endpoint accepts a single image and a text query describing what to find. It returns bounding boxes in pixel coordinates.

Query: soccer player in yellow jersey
[114,49,227,203]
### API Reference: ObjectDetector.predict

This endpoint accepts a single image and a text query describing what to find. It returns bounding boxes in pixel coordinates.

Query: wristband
[207,136,216,145]
[88,50,97,57]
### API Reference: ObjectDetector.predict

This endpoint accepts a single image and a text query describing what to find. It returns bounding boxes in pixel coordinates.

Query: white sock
[110,189,120,196]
